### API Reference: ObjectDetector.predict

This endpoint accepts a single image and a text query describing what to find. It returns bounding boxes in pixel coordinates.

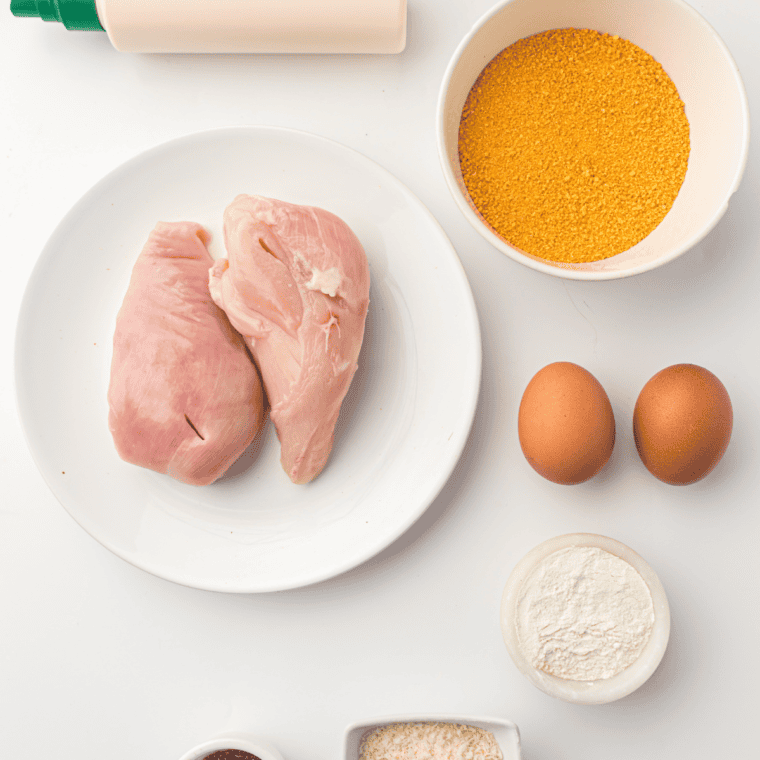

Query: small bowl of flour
[500,533,670,705]
[344,716,522,760]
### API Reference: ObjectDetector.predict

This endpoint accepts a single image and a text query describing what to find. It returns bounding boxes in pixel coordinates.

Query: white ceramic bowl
[437,0,750,280]
[500,533,670,704]
[177,733,285,760]
[344,715,522,760]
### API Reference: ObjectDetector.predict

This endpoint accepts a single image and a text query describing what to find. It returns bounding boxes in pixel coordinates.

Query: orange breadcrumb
[458,28,690,263]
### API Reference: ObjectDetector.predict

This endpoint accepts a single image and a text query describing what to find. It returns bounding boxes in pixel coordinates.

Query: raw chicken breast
[108,221,265,486]
[209,195,370,484]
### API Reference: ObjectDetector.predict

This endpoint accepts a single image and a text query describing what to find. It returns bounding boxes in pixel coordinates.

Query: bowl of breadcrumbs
[437,0,749,279]
[344,716,522,760]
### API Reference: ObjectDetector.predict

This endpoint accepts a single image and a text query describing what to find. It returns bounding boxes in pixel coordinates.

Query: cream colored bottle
[94,0,407,53]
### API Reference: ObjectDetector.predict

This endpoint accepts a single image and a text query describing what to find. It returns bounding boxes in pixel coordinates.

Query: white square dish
[343,715,522,760]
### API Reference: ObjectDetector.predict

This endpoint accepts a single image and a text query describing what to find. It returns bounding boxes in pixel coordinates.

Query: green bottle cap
[10,0,104,31]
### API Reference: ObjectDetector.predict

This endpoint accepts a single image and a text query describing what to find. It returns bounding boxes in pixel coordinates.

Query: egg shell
[518,362,616,485]
[633,364,732,485]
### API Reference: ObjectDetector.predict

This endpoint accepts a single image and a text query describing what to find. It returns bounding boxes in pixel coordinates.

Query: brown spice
[202,751,261,760]
[458,28,690,263]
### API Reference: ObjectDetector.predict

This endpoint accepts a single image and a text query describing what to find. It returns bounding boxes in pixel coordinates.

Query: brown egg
[518,362,616,485]
[633,364,732,485]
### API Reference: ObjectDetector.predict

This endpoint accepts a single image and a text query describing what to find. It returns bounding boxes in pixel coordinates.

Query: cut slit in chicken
[209,195,370,484]
[108,221,265,486]
[184,414,205,440]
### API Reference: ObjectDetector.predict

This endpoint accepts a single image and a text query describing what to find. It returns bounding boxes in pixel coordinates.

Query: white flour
[515,546,655,681]
[359,722,502,760]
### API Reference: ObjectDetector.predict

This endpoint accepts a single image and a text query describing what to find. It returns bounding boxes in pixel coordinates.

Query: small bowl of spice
[500,533,670,704]
[437,0,749,279]
[177,734,285,760]
[344,715,522,760]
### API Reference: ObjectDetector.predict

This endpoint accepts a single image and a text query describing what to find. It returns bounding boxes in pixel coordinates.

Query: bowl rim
[436,0,751,281]
[176,733,285,760]
[499,533,671,704]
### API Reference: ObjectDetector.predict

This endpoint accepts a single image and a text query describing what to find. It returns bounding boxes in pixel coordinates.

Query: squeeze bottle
[10,0,407,53]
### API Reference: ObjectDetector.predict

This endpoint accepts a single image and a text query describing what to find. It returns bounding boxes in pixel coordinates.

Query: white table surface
[2,1,758,758]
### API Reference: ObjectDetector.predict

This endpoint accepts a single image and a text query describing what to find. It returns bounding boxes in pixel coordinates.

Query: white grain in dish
[358,722,503,760]
[515,546,655,681]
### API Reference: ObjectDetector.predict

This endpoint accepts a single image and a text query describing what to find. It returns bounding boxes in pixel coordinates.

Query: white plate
[15,126,481,593]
